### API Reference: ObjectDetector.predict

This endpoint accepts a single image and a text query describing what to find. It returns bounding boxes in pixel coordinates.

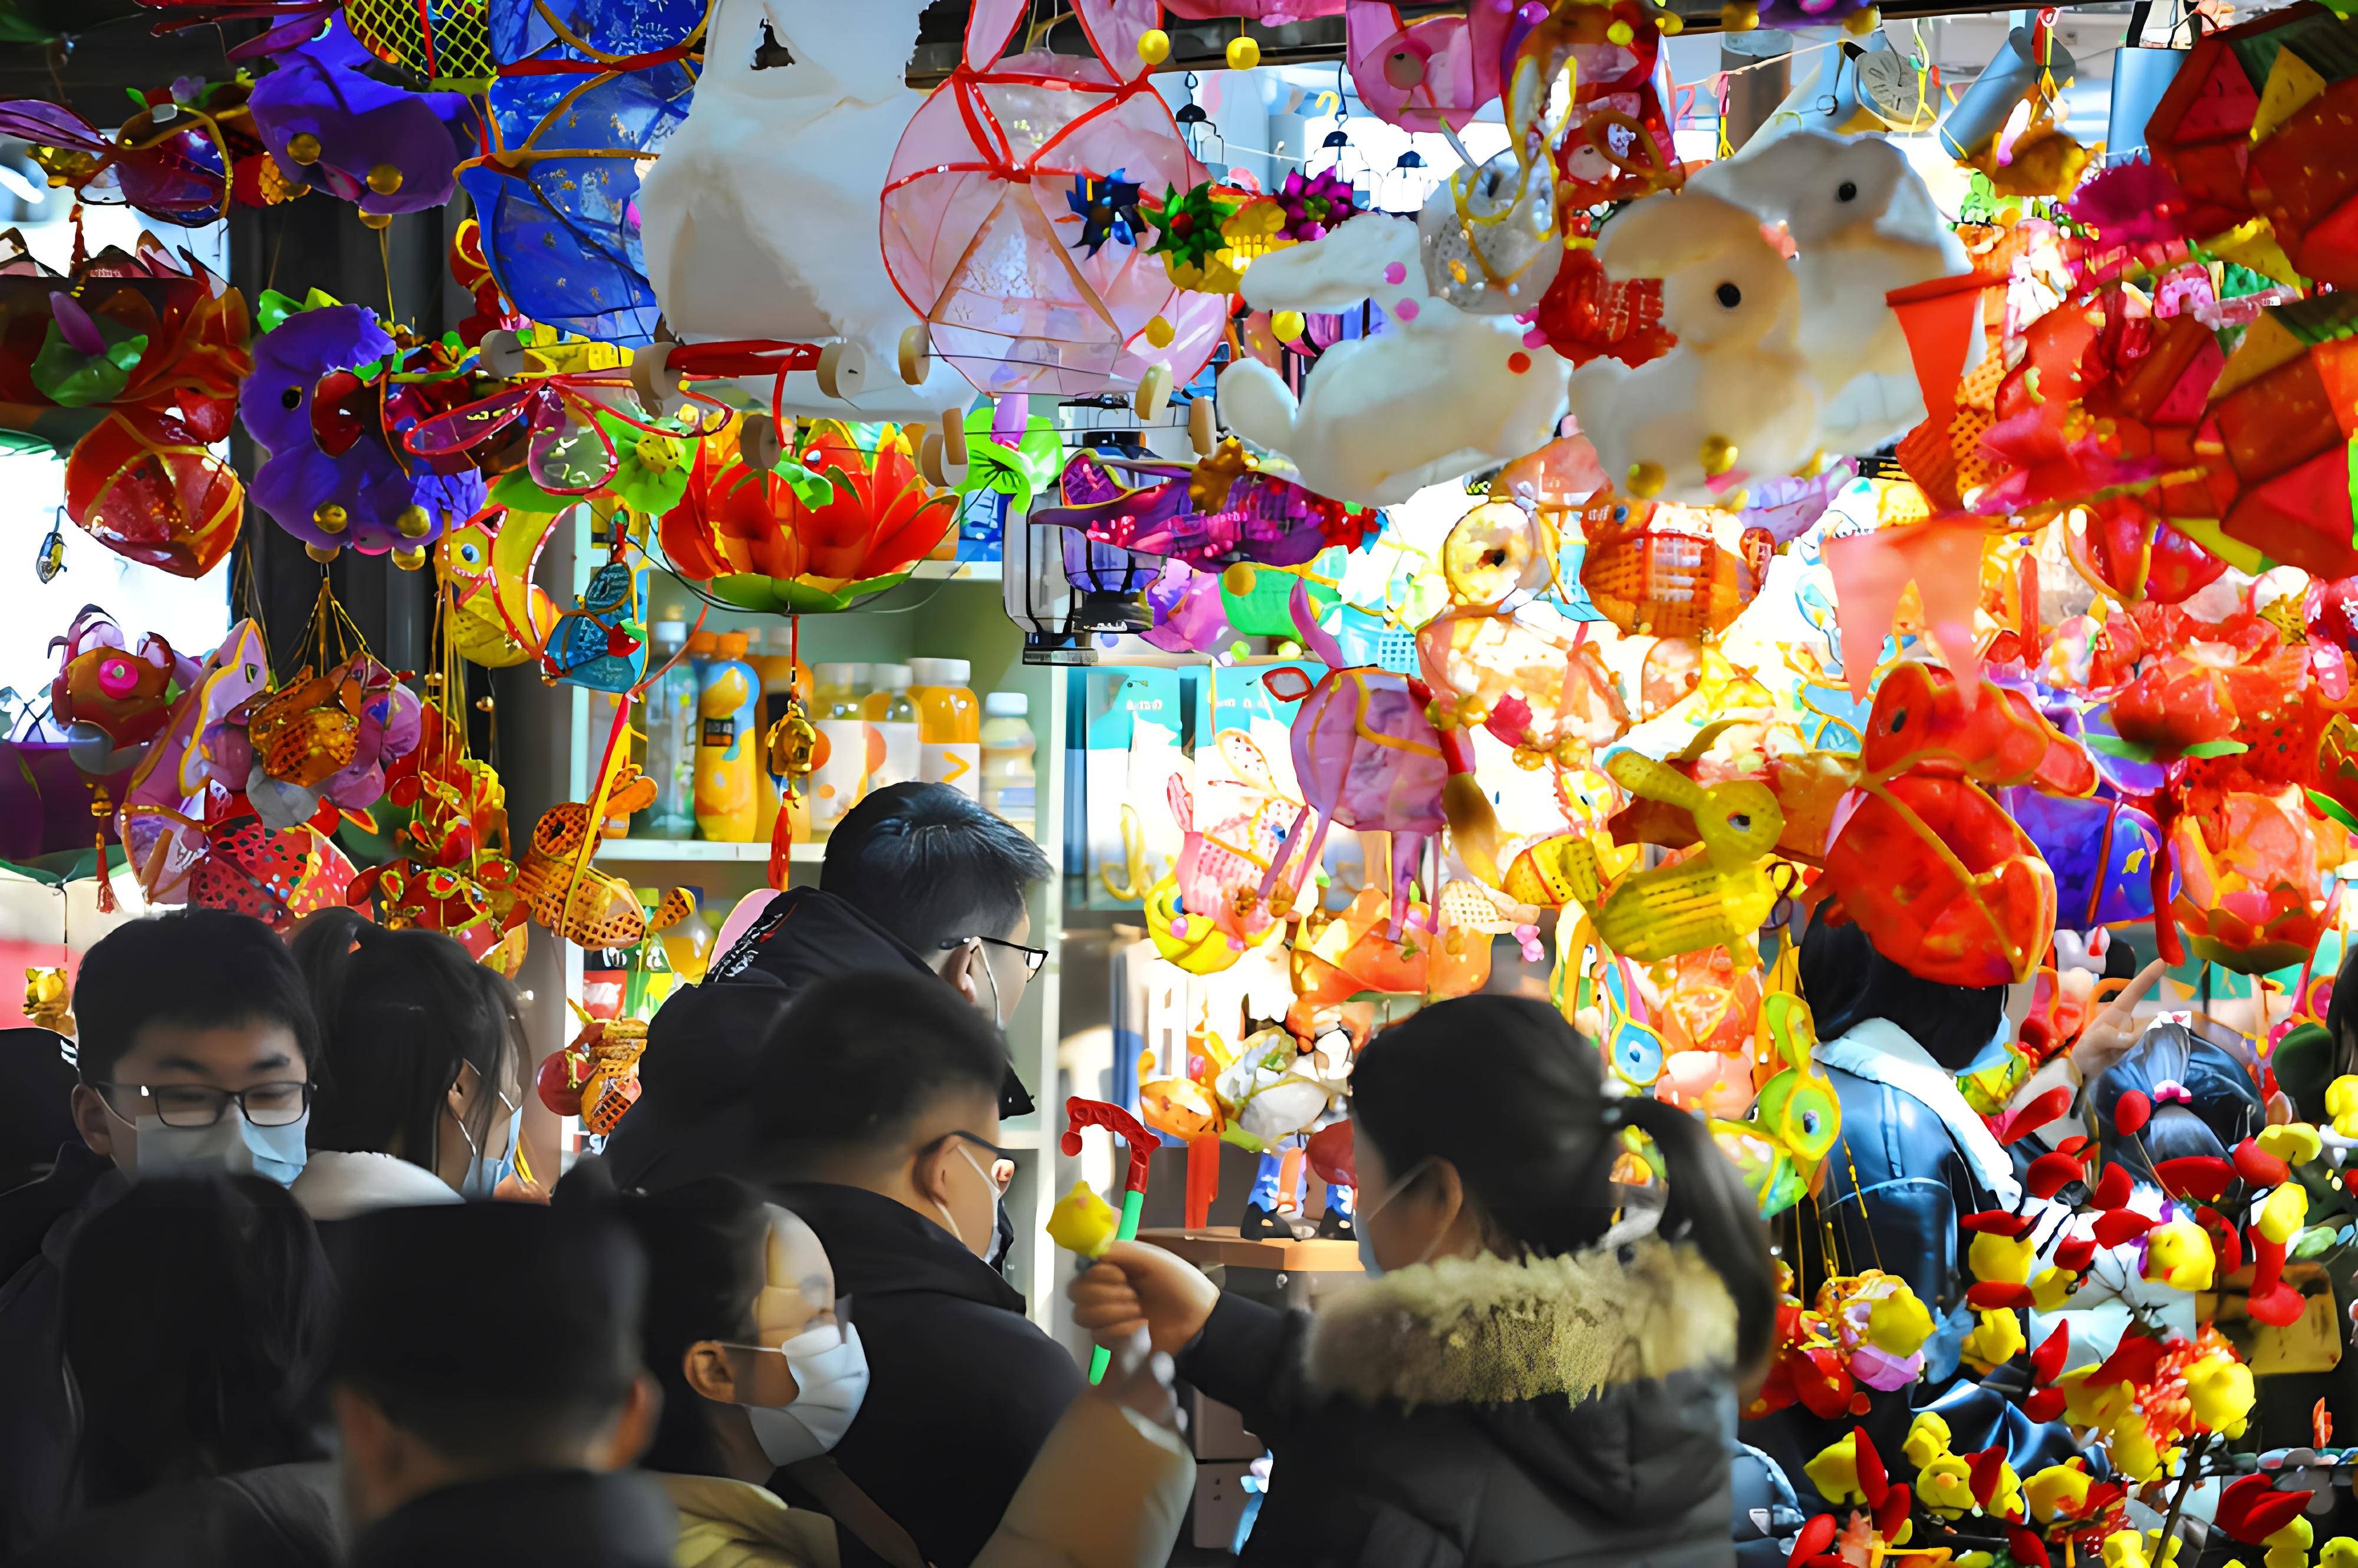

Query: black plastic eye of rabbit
[1837,180,1859,202]
[1715,282,1742,308]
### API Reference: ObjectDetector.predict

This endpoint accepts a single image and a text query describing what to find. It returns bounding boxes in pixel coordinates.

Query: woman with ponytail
[1071,994,1774,1567]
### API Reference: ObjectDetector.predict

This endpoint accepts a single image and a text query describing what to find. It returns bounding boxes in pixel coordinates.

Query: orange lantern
[63,405,243,577]
[2169,786,2340,974]
[660,419,957,612]
[1578,493,1771,641]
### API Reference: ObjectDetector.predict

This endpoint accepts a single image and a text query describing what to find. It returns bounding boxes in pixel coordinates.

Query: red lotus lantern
[661,420,957,612]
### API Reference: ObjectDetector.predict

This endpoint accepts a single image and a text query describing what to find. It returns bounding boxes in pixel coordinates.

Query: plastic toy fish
[1710,992,1842,1218]
[1030,446,1378,570]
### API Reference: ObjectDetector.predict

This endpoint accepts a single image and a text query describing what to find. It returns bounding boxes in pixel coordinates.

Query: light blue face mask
[130,1109,309,1188]
[1353,1158,1435,1279]
[459,1098,522,1199]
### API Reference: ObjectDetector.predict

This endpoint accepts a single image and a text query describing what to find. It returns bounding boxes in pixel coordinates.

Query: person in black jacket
[330,1201,674,1568]
[1749,918,2155,1516]
[8,1171,338,1568]
[752,972,1084,1568]
[1073,994,1777,1568]
[602,782,1050,1194]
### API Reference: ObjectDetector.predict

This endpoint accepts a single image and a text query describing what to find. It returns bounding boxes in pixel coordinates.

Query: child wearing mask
[558,1165,1195,1568]
[289,910,531,1220]
[1072,994,1776,1567]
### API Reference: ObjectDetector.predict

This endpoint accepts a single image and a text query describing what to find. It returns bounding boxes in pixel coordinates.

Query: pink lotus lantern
[879,0,1226,398]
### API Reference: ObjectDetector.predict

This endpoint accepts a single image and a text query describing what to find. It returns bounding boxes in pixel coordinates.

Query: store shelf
[596,838,820,863]
[909,558,999,582]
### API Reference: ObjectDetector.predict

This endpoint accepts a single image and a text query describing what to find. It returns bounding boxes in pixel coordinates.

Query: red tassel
[93,834,118,915]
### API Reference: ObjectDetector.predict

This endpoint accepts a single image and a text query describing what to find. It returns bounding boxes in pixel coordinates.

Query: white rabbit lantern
[1688,129,1974,456]
[1219,212,1572,508]
[634,0,980,421]
[1565,187,1822,503]
[877,0,1226,400]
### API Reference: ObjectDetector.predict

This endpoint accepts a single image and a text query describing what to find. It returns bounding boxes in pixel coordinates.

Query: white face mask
[739,1322,872,1466]
[931,1144,1003,1261]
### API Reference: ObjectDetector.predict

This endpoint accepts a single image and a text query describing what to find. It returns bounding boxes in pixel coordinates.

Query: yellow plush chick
[2031,1264,2074,1312]
[2057,1365,2135,1429]
[1918,1453,1977,1518]
[1868,1283,1935,1357]
[2260,1122,2325,1167]
[1970,1229,2038,1286]
[1961,1307,2027,1372]
[2105,1528,2153,1568]
[2258,1182,2311,1246]
[1045,1181,1120,1259]
[2319,1536,2358,1568]
[2186,1355,2256,1437]
[1804,1431,1873,1508]
[2108,1411,2165,1483]
[1903,1411,1954,1469]
[2026,1464,2093,1524]
[2328,1076,2358,1138]
[2143,1218,2217,1292]
[2266,1516,2314,1568]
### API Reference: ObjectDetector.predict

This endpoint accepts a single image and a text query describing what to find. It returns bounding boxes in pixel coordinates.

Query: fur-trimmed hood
[1308,1238,1738,1408]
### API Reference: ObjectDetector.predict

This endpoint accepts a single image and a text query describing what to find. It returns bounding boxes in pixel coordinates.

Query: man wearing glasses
[605,782,1052,1197]
[0,908,320,1557]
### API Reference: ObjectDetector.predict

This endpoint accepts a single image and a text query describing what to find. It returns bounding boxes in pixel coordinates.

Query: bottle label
[923,741,981,798]
[814,717,868,829]
[870,721,920,793]
[989,783,1037,826]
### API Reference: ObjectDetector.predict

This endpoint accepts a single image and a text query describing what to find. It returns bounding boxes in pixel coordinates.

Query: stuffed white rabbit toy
[1218,213,1570,508]
[1565,188,1821,503]
[1688,129,1973,455]
[635,0,973,421]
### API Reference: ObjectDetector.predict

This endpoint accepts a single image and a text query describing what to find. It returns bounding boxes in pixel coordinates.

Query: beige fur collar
[1306,1238,1737,1408]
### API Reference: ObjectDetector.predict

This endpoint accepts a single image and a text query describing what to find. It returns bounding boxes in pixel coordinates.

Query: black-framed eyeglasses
[940,934,1047,977]
[98,1081,313,1130]
[934,1129,1019,1193]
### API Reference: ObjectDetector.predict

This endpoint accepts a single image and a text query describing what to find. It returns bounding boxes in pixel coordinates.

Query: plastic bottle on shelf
[809,663,871,838]
[979,691,1038,834]
[638,609,698,839]
[910,657,980,799]
[695,630,761,842]
[863,663,920,799]
[657,885,714,984]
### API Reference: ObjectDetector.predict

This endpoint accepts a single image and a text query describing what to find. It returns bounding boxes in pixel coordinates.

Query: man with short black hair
[755,971,1084,1568]
[332,1202,671,1568]
[604,782,1052,1194]
[0,908,321,1555]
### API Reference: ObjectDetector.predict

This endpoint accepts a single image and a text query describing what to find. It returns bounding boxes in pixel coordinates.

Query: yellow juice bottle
[694,631,760,842]
[909,657,980,800]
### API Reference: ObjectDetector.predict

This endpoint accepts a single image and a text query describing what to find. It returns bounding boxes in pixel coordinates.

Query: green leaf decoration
[775,459,837,510]
[960,407,1061,516]
[2179,739,2249,758]
[254,286,344,335]
[2084,733,2158,763]
[2308,789,2358,834]
[31,318,146,409]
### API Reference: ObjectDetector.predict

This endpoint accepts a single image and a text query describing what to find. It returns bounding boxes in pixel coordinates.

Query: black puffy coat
[1178,1238,1743,1568]
[8,1460,338,1568]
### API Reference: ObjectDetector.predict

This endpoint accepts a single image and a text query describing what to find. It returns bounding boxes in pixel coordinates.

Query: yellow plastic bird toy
[22,967,73,1035]
[1046,1181,1122,1260]
[1554,750,1786,964]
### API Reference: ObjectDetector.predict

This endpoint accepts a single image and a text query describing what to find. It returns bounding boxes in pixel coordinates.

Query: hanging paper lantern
[456,0,703,347]
[189,802,361,931]
[63,405,243,577]
[1577,493,1772,641]
[2169,787,2340,974]
[345,0,495,91]
[879,0,1223,397]
[660,421,957,613]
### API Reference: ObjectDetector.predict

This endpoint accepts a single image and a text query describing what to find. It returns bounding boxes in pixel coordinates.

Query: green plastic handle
[1086,1188,1150,1385]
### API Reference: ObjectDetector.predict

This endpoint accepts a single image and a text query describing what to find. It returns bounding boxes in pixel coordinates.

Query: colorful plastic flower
[1065,169,1145,259]
[1276,167,1356,241]
[1146,181,1241,273]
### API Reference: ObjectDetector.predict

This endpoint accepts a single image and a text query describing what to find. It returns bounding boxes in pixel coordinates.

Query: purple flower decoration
[248,17,473,218]
[239,301,484,556]
[1277,169,1357,242]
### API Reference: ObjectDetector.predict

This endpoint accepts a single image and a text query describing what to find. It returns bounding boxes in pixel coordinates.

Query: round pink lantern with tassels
[879,0,1225,398]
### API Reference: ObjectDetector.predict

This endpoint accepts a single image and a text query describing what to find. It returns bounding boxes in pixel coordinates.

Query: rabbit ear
[1593,192,1775,282]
